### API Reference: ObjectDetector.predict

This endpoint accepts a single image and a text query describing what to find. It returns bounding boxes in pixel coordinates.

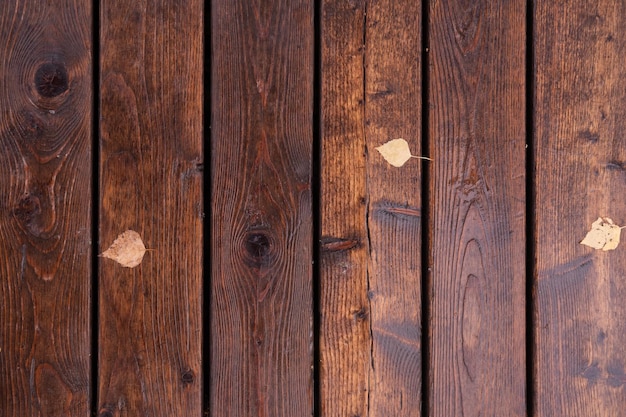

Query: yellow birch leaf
[375,138,431,167]
[580,217,623,251]
[101,230,148,268]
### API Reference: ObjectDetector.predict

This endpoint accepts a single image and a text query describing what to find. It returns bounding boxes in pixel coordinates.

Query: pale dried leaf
[101,230,147,267]
[580,217,623,251]
[375,138,431,167]
[376,138,413,167]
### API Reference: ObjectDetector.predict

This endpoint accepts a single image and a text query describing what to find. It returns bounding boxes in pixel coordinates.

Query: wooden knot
[13,193,41,228]
[181,369,195,385]
[35,63,68,98]
[245,233,270,258]
[353,307,368,321]
[244,232,274,269]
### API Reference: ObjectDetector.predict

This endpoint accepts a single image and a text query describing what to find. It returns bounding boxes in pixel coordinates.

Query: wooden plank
[320,0,423,415]
[319,1,369,416]
[364,1,424,415]
[98,0,203,416]
[210,0,313,416]
[0,1,92,415]
[428,1,526,415]
[534,2,626,415]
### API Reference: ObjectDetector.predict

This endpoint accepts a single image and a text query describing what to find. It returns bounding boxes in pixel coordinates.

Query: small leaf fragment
[376,138,431,167]
[101,230,147,267]
[580,217,623,251]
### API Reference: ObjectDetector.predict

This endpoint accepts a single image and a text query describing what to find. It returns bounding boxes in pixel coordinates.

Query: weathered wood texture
[98,0,203,416]
[363,2,423,414]
[210,0,313,416]
[534,1,626,415]
[320,0,423,415]
[428,1,526,416]
[320,2,369,416]
[0,1,92,415]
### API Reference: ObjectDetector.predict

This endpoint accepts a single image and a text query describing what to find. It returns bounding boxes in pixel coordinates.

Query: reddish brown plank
[98,0,203,415]
[0,1,92,415]
[534,2,626,415]
[321,1,423,415]
[429,1,526,415]
[364,1,424,415]
[210,1,314,416]
[320,1,369,416]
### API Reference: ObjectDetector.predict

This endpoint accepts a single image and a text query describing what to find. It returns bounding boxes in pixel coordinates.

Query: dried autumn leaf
[375,138,431,167]
[580,217,624,251]
[101,230,148,268]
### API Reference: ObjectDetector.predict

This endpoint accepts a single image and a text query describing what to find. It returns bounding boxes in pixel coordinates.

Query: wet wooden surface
[1,1,626,416]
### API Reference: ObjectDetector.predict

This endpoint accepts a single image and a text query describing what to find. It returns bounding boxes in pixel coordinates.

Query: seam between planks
[525,1,536,416]
[420,0,431,416]
[91,0,101,414]
[203,0,211,415]
[312,0,322,416]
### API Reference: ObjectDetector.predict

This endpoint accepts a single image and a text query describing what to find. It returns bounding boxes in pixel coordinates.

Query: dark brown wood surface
[98,1,203,416]
[534,1,626,415]
[428,1,527,415]
[0,1,93,415]
[3,1,626,415]
[210,0,314,416]
[321,1,423,415]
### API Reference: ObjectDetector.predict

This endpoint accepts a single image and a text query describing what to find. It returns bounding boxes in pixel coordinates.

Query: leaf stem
[410,155,433,161]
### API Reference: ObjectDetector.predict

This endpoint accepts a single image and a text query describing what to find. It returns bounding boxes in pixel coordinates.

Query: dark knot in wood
[243,231,275,270]
[353,307,368,321]
[13,194,41,226]
[35,63,68,98]
[181,369,195,384]
[245,232,271,258]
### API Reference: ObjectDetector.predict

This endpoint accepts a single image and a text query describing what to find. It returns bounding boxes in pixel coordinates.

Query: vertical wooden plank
[535,2,626,415]
[0,1,92,415]
[210,0,313,416]
[320,0,423,415]
[320,1,369,416]
[365,1,424,415]
[429,1,526,416]
[98,0,203,416]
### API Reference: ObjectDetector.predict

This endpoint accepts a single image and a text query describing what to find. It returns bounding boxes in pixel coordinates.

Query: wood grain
[210,0,314,416]
[0,1,92,415]
[534,1,626,415]
[320,1,423,415]
[98,0,203,416]
[320,1,369,416]
[364,1,424,415]
[428,1,526,415]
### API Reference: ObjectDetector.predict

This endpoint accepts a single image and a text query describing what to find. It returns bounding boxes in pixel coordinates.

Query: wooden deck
[1,1,625,416]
